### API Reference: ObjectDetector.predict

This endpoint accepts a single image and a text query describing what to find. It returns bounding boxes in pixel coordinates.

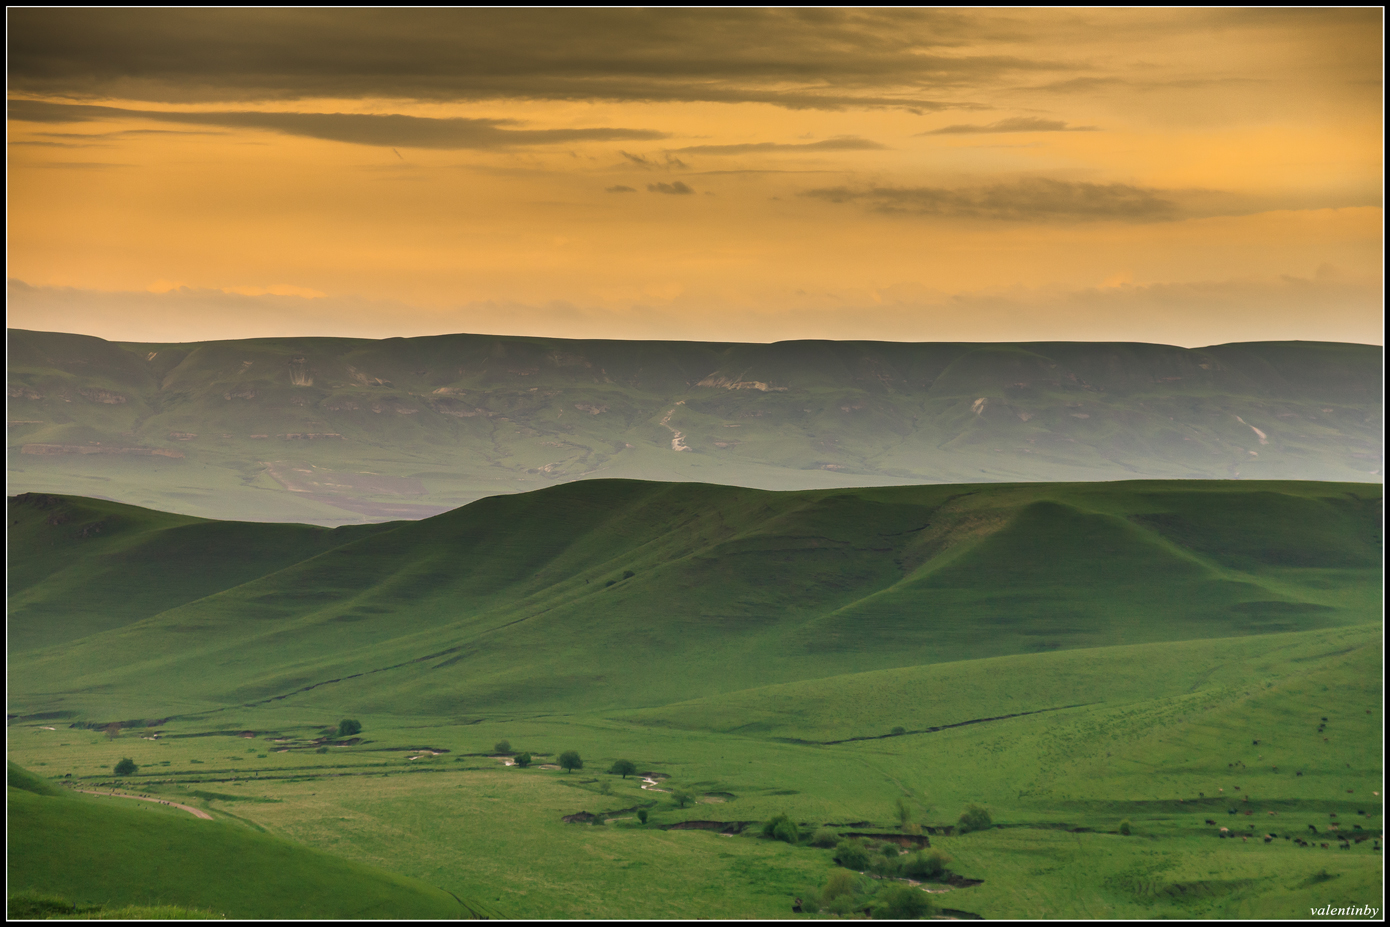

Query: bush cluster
[808,868,937,919]
[958,803,992,833]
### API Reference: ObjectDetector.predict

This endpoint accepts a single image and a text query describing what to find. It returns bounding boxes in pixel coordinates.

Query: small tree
[514,752,532,768]
[904,849,950,880]
[773,819,800,845]
[896,796,913,829]
[891,726,906,735]
[1119,819,1132,836]
[494,740,511,755]
[609,759,637,779]
[672,790,694,808]
[113,758,138,776]
[337,719,362,738]
[809,826,839,848]
[559,750,583,773]
[833,838,871,871]
[958,804,992,834]
[105,723,121,741]
[637,809,649,824]
[819,870,858,908]
[873,884,934,920]
[600,780,612,796]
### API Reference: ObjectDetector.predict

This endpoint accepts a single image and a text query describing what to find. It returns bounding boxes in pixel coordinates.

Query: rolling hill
[8,478,1380,720]
[7,761,489,918]
[8,329,1381,524]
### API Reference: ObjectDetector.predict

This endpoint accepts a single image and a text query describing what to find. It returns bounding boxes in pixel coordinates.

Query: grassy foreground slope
[7,761,487,919]
[8,329,1381,523]
[7,625,1380,919]
[8,478,1380,719]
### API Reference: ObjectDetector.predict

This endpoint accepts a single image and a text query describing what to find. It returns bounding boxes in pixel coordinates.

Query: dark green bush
[337,719,362,737]
[872,884,934,919]
[762,812,793,838]
[515,752,532,768]
[637,809,649,824]
[773,819,800,845]
[493,740,511,755]
[903,848,951,880]
[1119,819,1132,835]
[113,758,137,776]
[809,826,839,848]
[833,838,871,871]
[958,803,992,833]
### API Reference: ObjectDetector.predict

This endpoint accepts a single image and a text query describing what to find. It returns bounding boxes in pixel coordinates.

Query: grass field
[7,478,1382,918]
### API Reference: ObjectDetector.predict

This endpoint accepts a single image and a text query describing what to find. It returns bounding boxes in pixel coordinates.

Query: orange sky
[6,9,1383,345]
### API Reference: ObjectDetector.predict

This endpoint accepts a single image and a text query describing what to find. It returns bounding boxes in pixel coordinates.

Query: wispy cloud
[673,135,888,155]
[802,178,1178,222]
[918,117,1096,135]
[7,99,667,150]
[606,184,637,193]
[648,181,695,195]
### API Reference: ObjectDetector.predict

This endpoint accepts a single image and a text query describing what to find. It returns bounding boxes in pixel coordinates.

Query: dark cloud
[918,117,1096,134]
[648,181,694,195]
[673,136,888,154]
[606,184,637,193]
[801,178,1179,222]
[5,9,1051,110]
[7,99,667,150]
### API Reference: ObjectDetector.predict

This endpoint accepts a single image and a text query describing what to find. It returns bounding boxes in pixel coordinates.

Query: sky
[6,9,1384,346]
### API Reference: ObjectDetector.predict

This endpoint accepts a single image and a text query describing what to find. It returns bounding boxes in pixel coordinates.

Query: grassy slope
[8,479,1380,718]
[8,624,1378,919]
[7,762,485,919]
[8,329,1381,524]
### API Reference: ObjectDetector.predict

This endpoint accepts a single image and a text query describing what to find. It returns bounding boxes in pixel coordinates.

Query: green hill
[8,329,1381,524]
[8,478,1380,719]
[7,762,487,918]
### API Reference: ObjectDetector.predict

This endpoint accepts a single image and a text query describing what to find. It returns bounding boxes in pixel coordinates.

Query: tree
[113,758,138,776]
[672,790,694,808]
[609,759,637,778]
[105,723,121,741]
[1119,819,1132,836]
[896,796,913,829]
[637,810,649,824]
[872,884,934,920]
[514,752,532,768]
[904,849,950,880]
[773,819,800,845]
[337,719,362,738]
[559,750,583,773]
[833,838,871,871]
[958,804,992,834]
[494,740,511,755]
[891,726,906,735]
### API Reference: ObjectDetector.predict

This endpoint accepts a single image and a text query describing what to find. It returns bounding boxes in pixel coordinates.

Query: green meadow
[7,478,1383,918]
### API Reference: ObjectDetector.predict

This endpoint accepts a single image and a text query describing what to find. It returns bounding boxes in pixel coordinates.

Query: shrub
[514,752,532,768]
[833,838,871,871]
[337,719,362,738]
[773,819,800,845]
[8,891,78,918]
[896,796,913,829]
[958,803,992,833]
[494,740,511,755]
[113,758,138,776]
[558,750,583,772]
[797,893,821,915]
[599,780,612,796]
[819,870,858,906]
[608,759,637,778]
[637,809,649,824]
[762,812,793,837]
[622,570,635,579]
[872,885,934,920]
[891,726,906,735]
[904,849,951,880]
[1119,819,1132,836]
[809,826,839,848]
[315,747,328,754]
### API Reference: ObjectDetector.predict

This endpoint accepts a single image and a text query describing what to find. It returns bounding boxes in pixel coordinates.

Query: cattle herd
[1204,713,1379,852]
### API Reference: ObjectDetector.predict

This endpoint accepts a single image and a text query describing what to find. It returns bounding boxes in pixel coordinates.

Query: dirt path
[75,789,213,820]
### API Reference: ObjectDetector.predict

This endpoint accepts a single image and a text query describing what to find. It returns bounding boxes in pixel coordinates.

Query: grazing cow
[1357,809,1366,815]
[1330,824,1339,830]
[1347,789,1354,793]
[1321,843,1329,848]
[1252,740,1260,745]
[1321,717,1327,722]
[1205,819,1217,825]
[1354,825,1363,830]
[1263,835,1273,843]
[1229,808,1238,816]
[1330,813,1338,818]
[1245,810,1253,816]
[1219,827,1229,836]
[1242,836,1248,842]
[1297,772,1303,777]
[1268,811,1276,816]
[1309,824,1318,833]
